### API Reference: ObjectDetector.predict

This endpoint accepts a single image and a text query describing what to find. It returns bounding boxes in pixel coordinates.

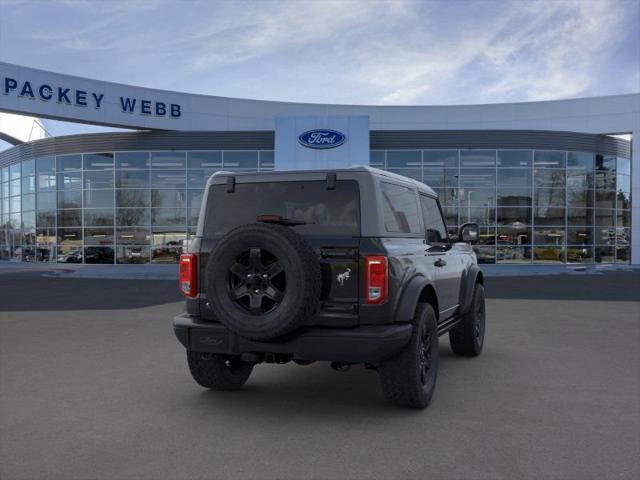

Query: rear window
[205,180,360,237]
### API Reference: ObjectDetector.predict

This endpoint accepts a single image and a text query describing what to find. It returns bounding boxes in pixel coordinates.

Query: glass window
[566,169,593,189]
[497,207,531,225]
[10,178,21,196]
[567,227,593,245]
[497,150,532,168]
[22,211,36,231]
[37,173,56,191]
[151,170,186,188]
[22,193,35,211]
[616,210,631,228]
[387,150,421,168]
[151,229,186,263]
[117,245,150,264]
[534,206,565,226]
[84,228,114,245]
[595,191,616,209]
[458,168,495,187]
[36,229,56,246]
[22,159,35,176]
[594,209,615,227]
[83,153,114,170]
[115,152,149,169]
[84,190,114,209]
[57,229,82,257]
[594,226,616,244]
[151,208,187,227]
[616,157,630,176]
[116,170,149,188]
[616,174,630,194]
[187,190,204,210]
[223,151,258,169]
[534,151,565,168]
[380,182,421,234]
[116,228,151,245]
[566,246,593,264]
[595,169,616,190]
[532,246,564,263]
[496,246,531,263]
[460,206,496,226]
[259,151,274,169]
[2,166,10,183]
[534,188,565,208]
[21,175,36,194]
[370,151,385,167]
[10,195,21,213]
[57,190,82,209]
[205,180,361,237]
[187,151,222,169]
[595,246,615,264]
[151,189,186,208]
[567,151,593,169]
[189,206,201,226]
[84,170,114,189]
[57,154,82,171]
[458,188,496,207]
[596,155,616,172]
[150,151,186,169]
[423,150,458,168]
[460,150,495,167]
[57,209,82,227]
[497,188,532,206]
[615,246,630,264]
[534,227,565,245]
[36,157,55,174]
[116,189,150,208]
[419,195,448,244]
[36,211,55,228]
[84,209,114,226]
[534,169,565,187]
[84,246,114,264]
[57,171,82,190]
[37,191,56,211]
[117,208,150,226]
[497,225,531,246]
[423,168,458,189]
[567,188,593,208]
[567,208,593,226]
[497,169,531,186]
[187,169,218,189]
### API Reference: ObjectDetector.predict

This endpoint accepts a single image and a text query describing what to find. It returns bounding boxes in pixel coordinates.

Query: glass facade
[0,151,273,264]
[371,149,631,264]
[0,148,631,265]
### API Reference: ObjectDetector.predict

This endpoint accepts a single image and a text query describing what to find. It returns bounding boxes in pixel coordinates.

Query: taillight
[365,256,388,304]
[179,254,198,298]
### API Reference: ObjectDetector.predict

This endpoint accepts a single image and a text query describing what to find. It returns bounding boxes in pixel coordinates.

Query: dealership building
[0,62,637,265]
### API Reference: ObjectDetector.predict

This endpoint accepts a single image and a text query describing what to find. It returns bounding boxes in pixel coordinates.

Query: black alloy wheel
[227,247,286,315]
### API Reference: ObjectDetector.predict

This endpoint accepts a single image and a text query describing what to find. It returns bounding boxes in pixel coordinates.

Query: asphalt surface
[0,271,639,480]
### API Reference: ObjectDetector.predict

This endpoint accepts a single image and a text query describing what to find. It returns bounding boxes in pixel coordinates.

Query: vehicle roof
[211,165,437,196]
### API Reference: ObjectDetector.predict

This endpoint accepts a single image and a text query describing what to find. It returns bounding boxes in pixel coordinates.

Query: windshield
[204,180,360,237]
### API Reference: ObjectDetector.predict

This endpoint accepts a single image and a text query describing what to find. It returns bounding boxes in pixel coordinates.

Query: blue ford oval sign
[298,129,346,149]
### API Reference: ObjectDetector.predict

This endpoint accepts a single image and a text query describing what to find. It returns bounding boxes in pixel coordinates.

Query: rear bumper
[173,313,412,364]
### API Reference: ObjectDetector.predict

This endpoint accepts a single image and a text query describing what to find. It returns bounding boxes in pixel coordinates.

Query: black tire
[449,283,485,356]
[187,351,253,390]
[205,223,321,340]
[378,303,439,409]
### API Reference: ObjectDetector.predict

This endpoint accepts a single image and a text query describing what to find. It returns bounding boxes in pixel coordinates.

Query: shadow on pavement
[0,273,182,311]
[485,271,640,302]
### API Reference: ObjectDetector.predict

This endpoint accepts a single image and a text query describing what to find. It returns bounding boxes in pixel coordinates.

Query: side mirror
[459,223,480,244]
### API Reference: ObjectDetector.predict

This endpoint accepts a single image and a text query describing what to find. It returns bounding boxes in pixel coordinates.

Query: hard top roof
[211,165,437,196]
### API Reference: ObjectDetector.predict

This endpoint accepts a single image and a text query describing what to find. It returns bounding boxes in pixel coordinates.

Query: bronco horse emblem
[336,268,351,286]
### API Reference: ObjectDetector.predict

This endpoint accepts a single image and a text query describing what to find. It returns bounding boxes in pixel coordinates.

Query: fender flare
[394,275,433,323]
[458,265,483,315]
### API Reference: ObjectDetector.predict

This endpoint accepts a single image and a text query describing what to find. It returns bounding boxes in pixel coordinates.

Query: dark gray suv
[174,166,485,408]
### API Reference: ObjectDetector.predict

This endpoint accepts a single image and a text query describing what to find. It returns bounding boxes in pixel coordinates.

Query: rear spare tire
[205,223,321,340]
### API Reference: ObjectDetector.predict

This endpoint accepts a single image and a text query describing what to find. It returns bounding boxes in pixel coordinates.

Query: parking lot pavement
[1,273,639,480]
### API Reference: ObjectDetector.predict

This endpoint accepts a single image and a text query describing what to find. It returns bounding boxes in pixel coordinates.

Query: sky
[0,0,638,143]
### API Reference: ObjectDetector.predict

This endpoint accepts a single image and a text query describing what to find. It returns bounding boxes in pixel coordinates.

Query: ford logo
[298,129,346,149]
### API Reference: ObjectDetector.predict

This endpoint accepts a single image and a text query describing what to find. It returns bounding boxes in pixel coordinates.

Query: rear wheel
[378,303,439,409]
[449,283,485,356]
[187,351,254,390]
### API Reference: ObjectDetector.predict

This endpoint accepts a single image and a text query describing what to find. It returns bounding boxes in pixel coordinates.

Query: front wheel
[449,283,485,356]
[187,351,254,390]
[378,303,439,409]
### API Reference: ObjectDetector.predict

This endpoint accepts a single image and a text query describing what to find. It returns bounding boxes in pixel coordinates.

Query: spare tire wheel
[205,223,321,340]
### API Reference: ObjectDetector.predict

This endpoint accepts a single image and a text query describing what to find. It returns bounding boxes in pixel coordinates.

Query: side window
[380,182,421,234]
[420,195,448,244]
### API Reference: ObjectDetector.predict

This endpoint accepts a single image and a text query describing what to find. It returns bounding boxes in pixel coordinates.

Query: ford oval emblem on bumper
[298,129,346,149]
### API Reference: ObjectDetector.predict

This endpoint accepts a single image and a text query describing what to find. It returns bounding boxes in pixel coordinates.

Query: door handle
[434,258,447,267]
